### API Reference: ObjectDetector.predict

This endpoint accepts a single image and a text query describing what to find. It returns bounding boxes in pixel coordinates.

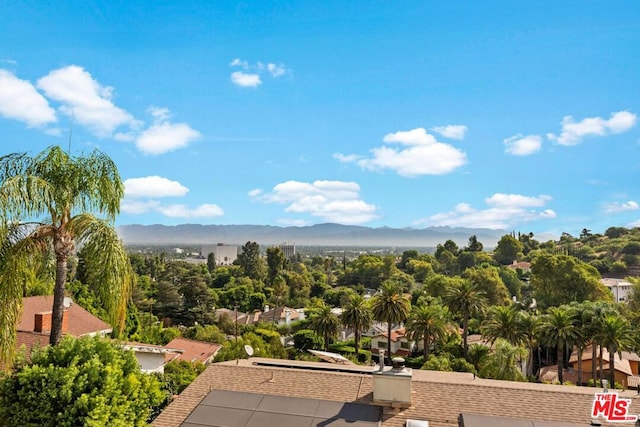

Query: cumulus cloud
[37,65,139,137]
[504,134,542,156]
[124,176,189,198]
[603,200,639,214]
[229,58,288,88]
[0,69,56,127]
[335,127,466,177]
[135,106,201,155]
[430,125,468,140]
[230,71,262,88]
[547,110,637,146]
[122,175,223,219]
[414,193,555,229]
[251,180,378,225]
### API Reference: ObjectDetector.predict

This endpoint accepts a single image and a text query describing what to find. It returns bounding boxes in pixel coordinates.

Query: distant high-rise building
[279,242,296,259]
[202,243,238,266]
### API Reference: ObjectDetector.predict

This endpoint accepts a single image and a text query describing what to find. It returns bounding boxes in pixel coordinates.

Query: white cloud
[134,107,201,155]
[333,153,362,163]
[0,69,56,127]
[252,180,378,225]
[603,200,639,214]
[485,193,551,208]
[136,122,201,155]
[414,193,556,229]
[122,175,222,219]
[155,204,224,218]
[629,219,640,228]
[124,176,189,198]
[266,63,286,77]
[37,65,139,137]
[230,71,262,88]
[504,134,542,156]
[430,125,468,140]
[338,127,466,177]
[229,58,288,87]
[547,110,637,146]
[229,58,248,68]
[248,188,263,197]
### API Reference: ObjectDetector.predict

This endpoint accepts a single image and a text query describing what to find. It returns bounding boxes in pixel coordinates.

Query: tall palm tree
[585,301,618,385]
[481,304,526,346]
[340,293,373,358]
[405,301,450,359]
[518,311,540,378]
[537,305,581,385]
[309,303,340,351]
[0,146,133,363]
[371,280,411,359]
[443,278,487,359]
[598,313,633,388]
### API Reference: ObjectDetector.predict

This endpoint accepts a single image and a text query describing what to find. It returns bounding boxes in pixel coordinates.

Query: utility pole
[234,304,239,343]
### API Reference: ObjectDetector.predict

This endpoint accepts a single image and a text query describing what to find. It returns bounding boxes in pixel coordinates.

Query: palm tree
[371,280,411,359]
[0,146,133,363]
[309,303,340,351]
[537,306,581,385]
[518,310,540,378]
[405,301,450,359]
[479,338,528,381]
[443,278,487,359]
[340,293,373,358]
[585,301,618,385]
[598,313,633,388]
[481,304,526,346]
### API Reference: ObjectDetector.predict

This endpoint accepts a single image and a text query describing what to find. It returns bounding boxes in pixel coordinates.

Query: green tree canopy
[0,336,165,426]
[530,253,611,308]
[493,234,524,265]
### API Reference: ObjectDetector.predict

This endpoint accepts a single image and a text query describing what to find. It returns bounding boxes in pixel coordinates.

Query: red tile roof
[18,296,112,337]
[164,338,221,364]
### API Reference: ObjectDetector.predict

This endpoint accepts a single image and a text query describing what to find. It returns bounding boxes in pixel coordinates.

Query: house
[152,356,639,427]
[370,327,414,356]
[601,278,633,303]
[509,260,532,272]
[164,337,221,365]
[557,345,640,388]
[255,306,305,326]
[14,295,113,359]
[120,341,183,374]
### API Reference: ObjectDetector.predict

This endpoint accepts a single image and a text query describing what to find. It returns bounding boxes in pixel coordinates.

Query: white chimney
[373,356,412,408]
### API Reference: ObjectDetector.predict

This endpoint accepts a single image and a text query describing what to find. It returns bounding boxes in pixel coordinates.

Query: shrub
[0,336,165,426]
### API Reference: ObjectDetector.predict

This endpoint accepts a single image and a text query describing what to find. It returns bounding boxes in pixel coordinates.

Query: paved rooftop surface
[153,358,640,427]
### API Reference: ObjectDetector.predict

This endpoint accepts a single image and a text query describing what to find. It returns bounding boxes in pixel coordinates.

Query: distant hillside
[116,223,510,248]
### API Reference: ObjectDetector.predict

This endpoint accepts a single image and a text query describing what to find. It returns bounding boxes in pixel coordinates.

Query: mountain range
[116,223,529,249]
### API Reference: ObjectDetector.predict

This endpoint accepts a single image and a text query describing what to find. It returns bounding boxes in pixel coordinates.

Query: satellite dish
[244,345,254,357]
[63,297,73,309]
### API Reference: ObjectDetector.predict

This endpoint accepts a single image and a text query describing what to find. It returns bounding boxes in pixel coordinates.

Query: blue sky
[1,1,639,237]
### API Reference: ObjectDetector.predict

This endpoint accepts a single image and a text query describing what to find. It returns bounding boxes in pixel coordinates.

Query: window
[377,341,386,349]
[400,342,409,349]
